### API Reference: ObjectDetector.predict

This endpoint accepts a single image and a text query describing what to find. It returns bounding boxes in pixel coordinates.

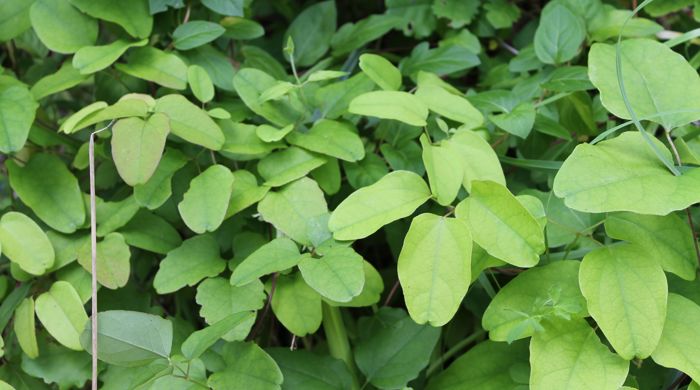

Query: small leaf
[153,234,227,294]
[0,212,54,275]
[287,119,365,162]
[178,164,234,233]
[80,310,172,367]
[116,47,187,90]
[173,21,225,50]
[35,281,88,351]
[651,294,700,382]
[420,134,463,206]
[271,272,322,336]
[208,342,283,390]
[258,147,327,187]
[267,348,354,390]
[415,84,483,127]
[230,238,302,287]
[187,65,215,103]
[225,169,270,218]
[30,62,89,100]
[443,129,505,192]
[196,277,264,327]
[134,148,188,210]
[533,1,586,64]
[154,94,225,150]
[359,53,402,91]
[72,39,148,75]
[14,298,38,359]
[283,0,337,67]
[0,76,37,153]
[299,246,365,302]
[77,233,131,289]
[111,113,170,186]
[349,91,428,126]
[181,312,255,360]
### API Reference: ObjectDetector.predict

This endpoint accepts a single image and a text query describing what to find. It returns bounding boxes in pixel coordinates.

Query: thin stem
[322,304,360,390]
[383,279,400,306]
[425,329,486,377]
[247,272,279,341]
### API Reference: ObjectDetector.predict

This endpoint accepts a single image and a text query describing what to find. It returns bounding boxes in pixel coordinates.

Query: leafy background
[1,0,700,389]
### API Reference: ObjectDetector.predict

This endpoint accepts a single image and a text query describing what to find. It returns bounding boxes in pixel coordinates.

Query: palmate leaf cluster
[1,0,700,389]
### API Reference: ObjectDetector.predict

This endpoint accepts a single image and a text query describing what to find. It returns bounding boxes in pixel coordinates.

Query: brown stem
[383,279,401,306]
[247,272,279,341]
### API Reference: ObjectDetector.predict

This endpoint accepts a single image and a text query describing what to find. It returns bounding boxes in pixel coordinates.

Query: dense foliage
[1,0,700,388]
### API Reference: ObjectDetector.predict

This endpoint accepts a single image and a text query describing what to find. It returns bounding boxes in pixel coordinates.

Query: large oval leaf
[116,47,187,90]
[271,272,322,336]
[329,170,431,240]
[35,281,88,351]
[154,94,225,150]
[0,212,54,275]
[77,232,131,289]
[111,113,170,186]
[651,293,700,382]
[398,214,472,326]
[349,91,428,126]
[230,238,302,287]
[178,164,234,234]
[299,246,365,303]
[533,1,585,64]
[420,134,463,206]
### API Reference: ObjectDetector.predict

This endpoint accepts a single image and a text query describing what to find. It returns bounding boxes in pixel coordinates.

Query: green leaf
[427,340,529,390]
[111,113,169,186]
[331,14,403,56]
[95,195,140,236]
[444,130,505,192]
[73,39,148,75]
[30,62,89,100]
[605,212,697,281]
[327,260,384,308]
[258,147,327,187]
[651,293,700,382]
[420,134,463,206]
[14,298,38,359]
[68,0,152,38]
[400,43,480,77]
[173,21,225,50]
[455,180,544,267]
[220,16,264,40]
[0,212,54,275]
[533,1,585,64]
[588,5,662,42]
[226,169,270,218]
[398,214,472,326]
[153,234,227,294]
[519,189,593,248]
[208,342,283,390]
[542,66,594,92]
[299,246,364,303]
[529,318,629,390]
[267,348,354,390]
[30,0,97,54]
[0,0,32,41]
[329,170,431,240]
[77,232,130,289]
[116,47,188,90]
[119,210,182,254]
[230,237,302,287]
[258,178,329,246]
[202,0,243,16]
[178,164,234,233]
[20,337,91,389]
[306,70,348,83]
[187,64,215,103]
[0,76,37,153]
[488,102,536,139]
[181,312,255,360]
[482,260,587,341]
[256,124,294,143]
[233,68,305,127]
[62,98,150,134]
[579,244,667,359]
[286,119,365,162]
[349,91,428,126]
[196,277,264,327]
[354,307,440,389]
[80,310,172,366]
[271,272,322,336]
[359,54,401,91]
[134,148,188,210]
[553,131,700,214]
[315,73,376,119]
[284,1,336,67]
[588,39,700,129]
[415,84,483,127]
[35,281,88,351]
[155,94,225,150]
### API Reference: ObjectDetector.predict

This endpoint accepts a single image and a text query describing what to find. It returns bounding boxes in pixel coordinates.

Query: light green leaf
[359,53,401,91]
[155,94,225,150]
[287,119,365,162]
[530,318,629,390]
[427,340,529,390]
[283,0,336,67]
[354,307,440,389]
[95,196,139,238]
[80,310,172,367]
[553,131,700,215]
[579,244,667,359]
[35,281,88,351]
[187,65,215,103]
[111,113,169,186]
[0,76,38,153]
[533,1,585,64]
[271,272,322,336]
[349,91,428,126]
[651,293,700,382]
[230,238,302,287]
[119,210,182,255]
[225,169,270,218]
[258,178,329,246]
[62,98,150,134]
[588,5,662,42]
[220,16,264,40]
[605,212,697,281]
[588,39,700,129]
[483,260,587,342]
[258,147,326,187]
[415,84,483,127]
[221,121,281,158]
[299,246,364,303]
[134,148,188,210]
[420,134,463,206]
[233,68,306,127]
[30,0,97,53]
[178,164,233,233]
[256,124,294,142]
[77,233,130,289]
[456,180,544,267]
[181,312,255,360]
[327,260,384,308]
[0,212,54,275]
[400,43,480,77]
[444,130,505,192]
[208,342,283,390]
[72,39,148,75]
[196,277,264,327]
[329,170,431,240]
[173,21,225,50]
[0,0,32,41]
[14,298,38,359]
[68,0,152,38]
[315,73,376,119]
[30,62,88,100]
[153,234,227,294]
[258,81,296,103]
[116,47,188,90]
[488,102,535,138]
[398,214,471,326]
[306,70,348,82]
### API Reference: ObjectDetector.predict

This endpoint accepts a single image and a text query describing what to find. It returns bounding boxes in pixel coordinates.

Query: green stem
[322,303,360,390]
[425,329,486,377]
